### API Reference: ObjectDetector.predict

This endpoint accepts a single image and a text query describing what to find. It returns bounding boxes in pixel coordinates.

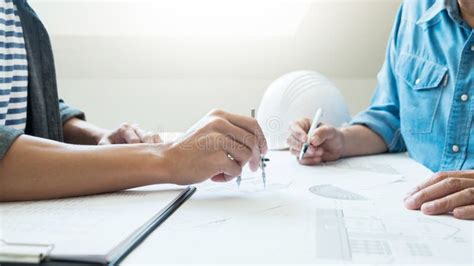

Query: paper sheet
[0,185,186,259]
[122,151,473,265]
[313,207,473,264]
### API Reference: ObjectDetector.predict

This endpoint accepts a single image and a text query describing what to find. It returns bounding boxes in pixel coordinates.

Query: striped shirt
[0,0,28,131]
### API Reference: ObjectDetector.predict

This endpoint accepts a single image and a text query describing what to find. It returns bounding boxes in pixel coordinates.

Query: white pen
[298,108,323,161]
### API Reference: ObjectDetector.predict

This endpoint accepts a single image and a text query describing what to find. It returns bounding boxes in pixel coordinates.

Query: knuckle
[210,108,225,117]
[120,122,130,128]
[296,118,307,124]
[208,117,227,130]
[316,126,334,139]
[319,125,332,133]
[298,118,311,129]
[433,172,448,182]
[445,178,461,190]
[435,199,449,210]
[416,191,429,205]
[118,126,128,134]
[467,188,474,202]
[246,133,258,147]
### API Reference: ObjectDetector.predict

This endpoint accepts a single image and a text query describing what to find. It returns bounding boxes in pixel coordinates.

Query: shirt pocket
[396,53,448,134]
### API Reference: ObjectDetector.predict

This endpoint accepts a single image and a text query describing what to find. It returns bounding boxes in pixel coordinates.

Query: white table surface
[122,151,473,265]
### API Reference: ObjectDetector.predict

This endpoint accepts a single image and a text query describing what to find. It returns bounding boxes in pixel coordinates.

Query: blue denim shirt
[351,0,474,172]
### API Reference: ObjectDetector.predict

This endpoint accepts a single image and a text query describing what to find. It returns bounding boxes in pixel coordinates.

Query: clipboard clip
[0,239,54,264]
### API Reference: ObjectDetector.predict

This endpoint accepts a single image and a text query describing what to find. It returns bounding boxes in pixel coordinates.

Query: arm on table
[0,109,267,202]
[0,135,169,201]
[341,125,388,157]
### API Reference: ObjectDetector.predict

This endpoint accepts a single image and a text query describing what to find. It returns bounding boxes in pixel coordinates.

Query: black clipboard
[1,186,196,266]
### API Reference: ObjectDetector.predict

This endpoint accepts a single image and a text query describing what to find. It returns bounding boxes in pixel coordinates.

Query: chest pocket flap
[397,53,448,90]
[396,53,448,134]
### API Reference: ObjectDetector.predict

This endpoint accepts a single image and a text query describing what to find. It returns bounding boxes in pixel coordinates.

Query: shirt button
[471,45,474,52]
[461,94,469,102]
[452,145,460,153]
[415,78,421,85]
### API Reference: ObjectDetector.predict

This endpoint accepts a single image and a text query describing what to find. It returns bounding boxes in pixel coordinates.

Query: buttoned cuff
[0,126,23,160]
[350,111,406,153]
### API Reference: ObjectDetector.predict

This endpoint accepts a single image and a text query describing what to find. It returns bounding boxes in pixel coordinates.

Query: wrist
[339,127,351,158]
[140,143,175,184]
[91,129,109,145]
[63,118,109,145]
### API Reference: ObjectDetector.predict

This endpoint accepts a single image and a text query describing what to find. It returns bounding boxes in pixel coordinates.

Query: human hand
[98,123,162,145]
[162,109,267,185]
[287,118,344,165]
[404,171,474,220]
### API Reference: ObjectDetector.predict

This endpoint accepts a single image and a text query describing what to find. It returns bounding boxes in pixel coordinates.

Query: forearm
[63,118,109,145]
[0,135,171,201]
[341,125,388,157]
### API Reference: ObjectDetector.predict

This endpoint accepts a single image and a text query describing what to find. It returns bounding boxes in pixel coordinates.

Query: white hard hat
[257,70,351,150]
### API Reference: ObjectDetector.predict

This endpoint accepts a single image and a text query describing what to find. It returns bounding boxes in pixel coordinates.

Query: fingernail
[422,202,435,213]
[404,196,416,208]
[453,208,463,218]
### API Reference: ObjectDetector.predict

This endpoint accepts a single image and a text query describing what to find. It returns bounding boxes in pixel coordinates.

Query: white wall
[30,0,400,132]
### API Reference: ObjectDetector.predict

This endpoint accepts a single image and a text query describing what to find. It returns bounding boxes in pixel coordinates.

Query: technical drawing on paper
[314,209,472,264]
[323,159,401,175]
[309,184,368,201]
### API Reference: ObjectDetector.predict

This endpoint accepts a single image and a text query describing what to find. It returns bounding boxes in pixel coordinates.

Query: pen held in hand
[298,108,323,161]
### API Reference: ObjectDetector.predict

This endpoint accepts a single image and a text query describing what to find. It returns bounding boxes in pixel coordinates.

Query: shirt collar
[417,0,463,26]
